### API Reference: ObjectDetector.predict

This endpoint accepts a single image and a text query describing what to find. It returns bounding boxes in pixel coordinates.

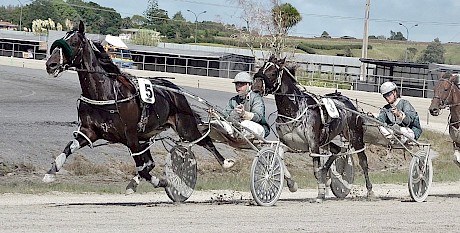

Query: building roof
[360,58,429,69]
[128,44,235,58]
[103,35,128,48]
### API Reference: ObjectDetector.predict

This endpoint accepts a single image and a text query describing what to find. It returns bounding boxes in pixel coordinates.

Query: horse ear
[279,57,286,65]
[78,20,85,33]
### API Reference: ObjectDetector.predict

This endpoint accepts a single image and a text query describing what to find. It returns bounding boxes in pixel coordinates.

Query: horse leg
[312,155,326,203]
[278,146,297,192]
[452,143,460,167]
[125,142,168,194]
[174,110,234,169]
[42,130,95,183]
[356,150,375,198]
[196,137,234,168]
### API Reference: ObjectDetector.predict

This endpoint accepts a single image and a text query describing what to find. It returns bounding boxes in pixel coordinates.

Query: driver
[370,81,422,143]
[218,71,270,139]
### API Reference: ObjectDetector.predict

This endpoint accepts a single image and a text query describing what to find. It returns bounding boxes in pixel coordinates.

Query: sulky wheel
[408,149,433,202]
[329,154,355,198]
[164,145,197,202]
[250,147,284,206]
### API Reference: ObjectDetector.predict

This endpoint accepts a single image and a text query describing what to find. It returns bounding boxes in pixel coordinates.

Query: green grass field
[215,36,460,65]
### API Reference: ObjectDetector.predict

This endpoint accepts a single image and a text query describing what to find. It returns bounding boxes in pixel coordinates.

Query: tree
[131,29,161,46]
[321,31,331,38]
[406,47,418,61]
[144,0,169,30]
[172,11,186,21]
[131,15,148,27]
[231,0,302,59]
[272,3,302,34]
[271,2,302,56]
[417,38,446,64]
[388,30,406,40]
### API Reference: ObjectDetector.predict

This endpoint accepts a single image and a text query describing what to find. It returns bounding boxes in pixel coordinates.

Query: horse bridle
[254,61,294,95]
[50,31,92,74]
[433,78,457,109]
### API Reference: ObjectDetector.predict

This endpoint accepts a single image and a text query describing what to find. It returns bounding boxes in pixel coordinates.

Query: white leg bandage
[454,150,460,163]
[69,139,80,153]
[55,153,67,171]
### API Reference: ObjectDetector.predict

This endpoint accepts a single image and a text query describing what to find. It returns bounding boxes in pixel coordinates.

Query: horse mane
[92,41,122,75]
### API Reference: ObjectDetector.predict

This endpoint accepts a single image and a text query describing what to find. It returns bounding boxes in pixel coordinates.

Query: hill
[215,36,460,65]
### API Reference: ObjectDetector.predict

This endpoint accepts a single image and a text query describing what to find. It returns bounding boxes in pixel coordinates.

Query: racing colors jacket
[376,98,422,139]
[222,91,270,137]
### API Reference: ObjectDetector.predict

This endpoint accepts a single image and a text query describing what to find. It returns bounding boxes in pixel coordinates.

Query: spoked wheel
[408,149,433,202]
[329,154,355,198]
[164,145,197,202]
[250,147,284,206]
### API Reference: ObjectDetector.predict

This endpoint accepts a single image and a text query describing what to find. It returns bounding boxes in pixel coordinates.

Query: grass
[0,129,458,194]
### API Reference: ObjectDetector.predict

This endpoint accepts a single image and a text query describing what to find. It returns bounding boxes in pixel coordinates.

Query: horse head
[429,72,460,116]
[46,21,93,77]
[253,55,290,96]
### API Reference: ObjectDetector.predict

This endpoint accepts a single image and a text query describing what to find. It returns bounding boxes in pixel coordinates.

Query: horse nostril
[48,62,58,69]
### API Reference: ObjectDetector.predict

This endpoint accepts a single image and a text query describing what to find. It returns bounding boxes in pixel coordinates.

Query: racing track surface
[0,59,459,232]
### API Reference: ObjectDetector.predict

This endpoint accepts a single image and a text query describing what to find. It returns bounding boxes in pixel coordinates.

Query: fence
[131,53,254,79]
[0,35,437,98]
[0,40,47,60]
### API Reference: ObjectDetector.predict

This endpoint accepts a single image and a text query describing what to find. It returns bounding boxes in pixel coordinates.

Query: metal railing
[0,41,47,60]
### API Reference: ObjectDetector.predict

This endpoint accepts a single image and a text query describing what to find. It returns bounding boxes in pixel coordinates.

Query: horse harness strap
[79,95,136,107]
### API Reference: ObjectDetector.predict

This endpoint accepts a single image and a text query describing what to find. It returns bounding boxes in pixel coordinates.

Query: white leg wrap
[55,153,67,171]
[69,139,80,153]
[454,150,460,163]
[150,176,160,187]
[133,175,141,184]
[136,160,153,172]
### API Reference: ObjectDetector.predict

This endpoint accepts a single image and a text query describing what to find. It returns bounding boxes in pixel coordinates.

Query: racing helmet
[232,72,253,83]
[380,81,397,95]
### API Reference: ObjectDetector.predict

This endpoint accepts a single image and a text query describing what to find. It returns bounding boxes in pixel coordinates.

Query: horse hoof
[222,159,235,169]
[310,198,323,204]
[367,190,377,200]
[125,179,139,194]
[287,179,298,192]
[42,174,55,183]
[125,188,135,195]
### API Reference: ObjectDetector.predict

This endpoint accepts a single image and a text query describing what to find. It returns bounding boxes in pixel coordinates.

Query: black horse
[44,21,234,193]
[252,56,374,202]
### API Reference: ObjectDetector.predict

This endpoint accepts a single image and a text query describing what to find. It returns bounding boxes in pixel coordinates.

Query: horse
[429,72,460,166]
[252,55,374,202]
[43,21,234,193]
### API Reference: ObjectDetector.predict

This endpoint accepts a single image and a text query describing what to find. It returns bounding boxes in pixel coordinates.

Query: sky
[3,0,460,42]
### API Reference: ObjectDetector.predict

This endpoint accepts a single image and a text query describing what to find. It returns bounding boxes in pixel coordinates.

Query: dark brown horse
[429,72,460,166]
[252,56,374,202]
[43,21,233,193]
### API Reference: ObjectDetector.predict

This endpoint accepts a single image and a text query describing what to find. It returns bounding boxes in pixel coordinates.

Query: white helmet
[233,72,253,83]
[380,81,397,95]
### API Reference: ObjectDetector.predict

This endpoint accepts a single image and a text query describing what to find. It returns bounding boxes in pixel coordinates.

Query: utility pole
[16,0,23,31]
[187,9,207,43]
[360,0,370,81]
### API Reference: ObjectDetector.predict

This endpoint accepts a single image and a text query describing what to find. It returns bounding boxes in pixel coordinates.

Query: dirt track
[1,183,460,232]
[0,59,459,232]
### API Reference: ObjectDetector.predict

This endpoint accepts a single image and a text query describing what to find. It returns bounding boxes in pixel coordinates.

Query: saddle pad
[322,98,339,118]
[138,78,156,104]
